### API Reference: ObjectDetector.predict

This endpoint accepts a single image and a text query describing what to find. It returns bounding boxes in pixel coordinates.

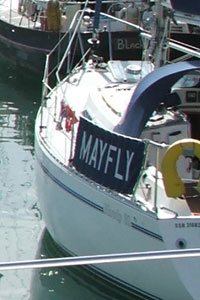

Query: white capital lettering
[114,148,123,180]
[104,145,117,174]
[79,131,92,163]
[88,138,99,168]
[97,140,108,170]
[125,151,134,181]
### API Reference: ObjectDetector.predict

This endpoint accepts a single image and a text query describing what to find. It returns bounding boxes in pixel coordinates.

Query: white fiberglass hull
[35,119,198,300]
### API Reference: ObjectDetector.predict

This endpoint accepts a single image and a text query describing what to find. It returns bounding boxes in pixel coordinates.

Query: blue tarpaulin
[114,61,200,138]
[170,0,200,15]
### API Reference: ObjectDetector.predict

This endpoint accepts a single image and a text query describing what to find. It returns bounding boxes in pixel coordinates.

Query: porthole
[176,238,187,249]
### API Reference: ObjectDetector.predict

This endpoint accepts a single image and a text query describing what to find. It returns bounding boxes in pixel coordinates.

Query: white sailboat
[35,1,200,299]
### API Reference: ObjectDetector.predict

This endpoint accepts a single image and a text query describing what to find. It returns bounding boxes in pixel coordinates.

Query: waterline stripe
[41,162,103,212]
[131,222,163,241]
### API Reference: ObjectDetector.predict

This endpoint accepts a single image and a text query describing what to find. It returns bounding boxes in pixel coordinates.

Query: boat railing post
[107,19,113,60]
[69,127,74,161]
[153,145,160,213]
[9,0,12,23]
[41,54,51,104]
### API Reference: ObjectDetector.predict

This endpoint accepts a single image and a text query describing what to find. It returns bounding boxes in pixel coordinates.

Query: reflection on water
[0,58,44,299]
[31,229,141,300]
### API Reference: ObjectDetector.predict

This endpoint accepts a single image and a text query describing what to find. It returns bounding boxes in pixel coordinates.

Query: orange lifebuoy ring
[65,105,78,132]
[161,138,200,198]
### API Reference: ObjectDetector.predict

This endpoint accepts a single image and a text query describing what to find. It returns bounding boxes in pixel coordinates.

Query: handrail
[141,32,200,60]
[0,248,200,271]
[55,8,89,83]
[41,54,51,103]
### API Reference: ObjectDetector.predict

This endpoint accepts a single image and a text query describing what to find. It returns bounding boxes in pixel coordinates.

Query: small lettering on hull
[103,204,137,227]
[175,222,200,228]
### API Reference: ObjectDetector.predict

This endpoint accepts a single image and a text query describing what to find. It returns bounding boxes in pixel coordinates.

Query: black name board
[73,117,145,194]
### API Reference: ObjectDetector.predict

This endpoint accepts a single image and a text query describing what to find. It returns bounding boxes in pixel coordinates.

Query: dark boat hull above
[0,18,143,74]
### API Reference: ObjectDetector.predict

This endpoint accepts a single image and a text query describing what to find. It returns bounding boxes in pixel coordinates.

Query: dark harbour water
[0,58,144,300]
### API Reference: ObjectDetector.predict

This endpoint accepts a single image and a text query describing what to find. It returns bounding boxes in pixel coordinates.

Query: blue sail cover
[73,117,145,194]
[114,61,200,138]
[170,0,200,15]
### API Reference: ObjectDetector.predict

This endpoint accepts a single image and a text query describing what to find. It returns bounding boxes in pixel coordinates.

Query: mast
[145,0,170,68]
[89,0,102,50]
